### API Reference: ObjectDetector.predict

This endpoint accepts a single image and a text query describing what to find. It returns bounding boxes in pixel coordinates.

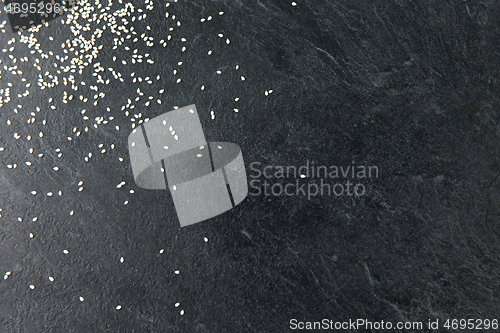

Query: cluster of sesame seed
[0,0,279,318]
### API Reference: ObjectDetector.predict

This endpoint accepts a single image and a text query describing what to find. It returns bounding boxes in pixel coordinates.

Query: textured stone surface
[0,0,499,332]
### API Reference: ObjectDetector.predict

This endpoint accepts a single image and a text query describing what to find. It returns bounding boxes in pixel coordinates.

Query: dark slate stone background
[0,0,499,332]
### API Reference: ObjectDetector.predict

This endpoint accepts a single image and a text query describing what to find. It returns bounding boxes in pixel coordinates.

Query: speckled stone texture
[0,0,499,332]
